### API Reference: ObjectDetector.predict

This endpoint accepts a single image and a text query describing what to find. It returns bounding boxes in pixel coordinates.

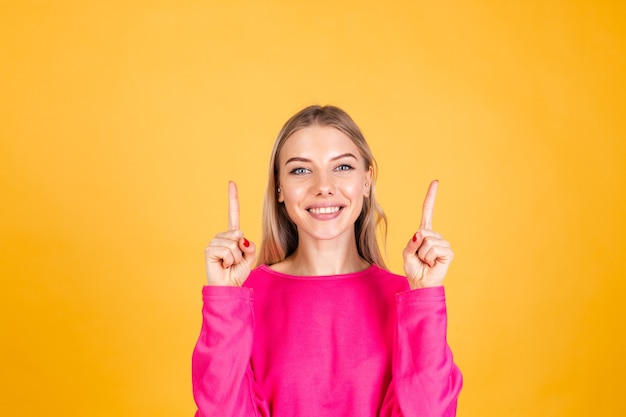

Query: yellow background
[1,1,625,416]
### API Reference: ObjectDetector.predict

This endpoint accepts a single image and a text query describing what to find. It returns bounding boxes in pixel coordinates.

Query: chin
[306,226,354,242]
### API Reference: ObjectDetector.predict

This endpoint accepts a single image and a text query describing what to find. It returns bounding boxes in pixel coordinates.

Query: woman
[192,105,462,416]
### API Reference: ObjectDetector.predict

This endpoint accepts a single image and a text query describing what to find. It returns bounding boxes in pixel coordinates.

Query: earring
[277,187,281,193]
[364,183,369,187]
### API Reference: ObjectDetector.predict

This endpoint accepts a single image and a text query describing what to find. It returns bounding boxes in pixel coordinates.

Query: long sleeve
[191,286,269,417]
[380,286,463,417]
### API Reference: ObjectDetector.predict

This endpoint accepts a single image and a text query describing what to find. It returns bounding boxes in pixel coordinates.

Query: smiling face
[277,125,373,243]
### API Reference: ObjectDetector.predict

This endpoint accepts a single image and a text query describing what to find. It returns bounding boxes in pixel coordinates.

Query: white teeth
[309,206,341,215]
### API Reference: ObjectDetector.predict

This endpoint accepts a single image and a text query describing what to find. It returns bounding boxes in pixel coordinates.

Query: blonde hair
[257,105,388,269]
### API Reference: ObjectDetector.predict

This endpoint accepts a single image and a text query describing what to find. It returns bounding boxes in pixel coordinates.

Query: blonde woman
[192,105,462,416]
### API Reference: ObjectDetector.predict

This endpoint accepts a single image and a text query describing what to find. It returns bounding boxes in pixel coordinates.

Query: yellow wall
[1,1,624,415]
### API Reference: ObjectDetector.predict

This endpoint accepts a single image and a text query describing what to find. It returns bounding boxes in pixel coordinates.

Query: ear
[364,166,373,197]
[277,186,284,203]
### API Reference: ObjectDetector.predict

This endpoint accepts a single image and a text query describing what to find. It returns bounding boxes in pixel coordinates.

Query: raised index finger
[420,180,439,230]
[228,181,240,231]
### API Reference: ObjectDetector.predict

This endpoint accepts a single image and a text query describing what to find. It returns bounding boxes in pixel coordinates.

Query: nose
[313,171,335,195]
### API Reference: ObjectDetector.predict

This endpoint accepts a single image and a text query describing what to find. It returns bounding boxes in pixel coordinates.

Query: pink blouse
[192,264,462,416]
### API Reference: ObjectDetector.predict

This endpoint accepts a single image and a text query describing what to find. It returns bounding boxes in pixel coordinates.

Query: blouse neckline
[257,263,380,281]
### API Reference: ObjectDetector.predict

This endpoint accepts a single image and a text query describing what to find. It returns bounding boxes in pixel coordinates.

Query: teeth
[309,206,341,215]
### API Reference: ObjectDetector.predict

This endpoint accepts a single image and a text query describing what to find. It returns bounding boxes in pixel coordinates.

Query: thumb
[240,237,257,266]
[402,231,424,260]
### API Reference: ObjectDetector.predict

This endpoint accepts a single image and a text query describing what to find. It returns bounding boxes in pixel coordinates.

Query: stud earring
[277,187,281,193]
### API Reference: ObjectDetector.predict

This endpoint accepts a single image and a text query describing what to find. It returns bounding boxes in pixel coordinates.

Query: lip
[306,203,346,219]
[308,206,342,215]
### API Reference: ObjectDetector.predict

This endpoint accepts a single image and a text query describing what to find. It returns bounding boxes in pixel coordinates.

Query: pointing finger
[228,181,240,231]
[420,180,439,230]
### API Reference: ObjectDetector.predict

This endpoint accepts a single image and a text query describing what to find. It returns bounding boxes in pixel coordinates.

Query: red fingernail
[412,233,417,243]
[243,238,250,248]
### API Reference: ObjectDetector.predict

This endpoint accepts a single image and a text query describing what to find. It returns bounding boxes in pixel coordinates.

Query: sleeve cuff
[202,285,254,301]
[396,285,445,304]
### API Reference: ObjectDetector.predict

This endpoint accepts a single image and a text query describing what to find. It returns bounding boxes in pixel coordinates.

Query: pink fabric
[192,264,462,416]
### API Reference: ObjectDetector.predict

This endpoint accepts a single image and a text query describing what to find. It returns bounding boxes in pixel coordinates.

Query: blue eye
[290,167,310,175]
[335,164,354,171]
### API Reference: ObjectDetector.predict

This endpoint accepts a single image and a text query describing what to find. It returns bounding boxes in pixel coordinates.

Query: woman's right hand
[204,181,256,286]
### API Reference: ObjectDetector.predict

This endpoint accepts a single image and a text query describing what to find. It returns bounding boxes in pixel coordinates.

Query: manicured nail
[243,238,250,248]
[412,233,417,243]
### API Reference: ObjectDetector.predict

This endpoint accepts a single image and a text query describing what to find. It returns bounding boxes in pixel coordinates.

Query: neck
[282,233,370,276]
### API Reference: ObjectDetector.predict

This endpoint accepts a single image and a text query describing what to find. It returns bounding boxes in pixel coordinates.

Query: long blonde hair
[257,105,388,269]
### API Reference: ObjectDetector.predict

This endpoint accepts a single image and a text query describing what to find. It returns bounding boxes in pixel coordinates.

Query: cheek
[281,186,305,207]
[345,178,367,197]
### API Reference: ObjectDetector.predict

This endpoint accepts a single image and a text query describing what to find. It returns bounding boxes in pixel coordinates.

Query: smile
[308,206,342,215]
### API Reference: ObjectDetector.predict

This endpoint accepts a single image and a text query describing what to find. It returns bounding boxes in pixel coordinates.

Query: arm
[380,286,462,417]
[380,180,462,414]
[192,286,269,417]
[194,182,266,415]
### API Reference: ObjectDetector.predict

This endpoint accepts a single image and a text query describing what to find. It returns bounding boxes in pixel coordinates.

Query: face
[277,125,372,242]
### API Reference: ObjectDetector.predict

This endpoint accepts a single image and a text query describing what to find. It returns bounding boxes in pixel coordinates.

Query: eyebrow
[284,153,358,165]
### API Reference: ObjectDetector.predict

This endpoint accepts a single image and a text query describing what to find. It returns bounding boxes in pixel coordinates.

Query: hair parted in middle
[257,105,388,269]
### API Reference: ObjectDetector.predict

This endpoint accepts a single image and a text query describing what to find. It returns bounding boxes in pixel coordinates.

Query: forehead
[279,125,360,161]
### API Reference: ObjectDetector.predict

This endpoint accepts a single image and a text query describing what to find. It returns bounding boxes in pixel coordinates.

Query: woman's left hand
[402,180,454,289]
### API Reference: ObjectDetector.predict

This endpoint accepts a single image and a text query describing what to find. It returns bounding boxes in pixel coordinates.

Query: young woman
[192,105,462,416]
